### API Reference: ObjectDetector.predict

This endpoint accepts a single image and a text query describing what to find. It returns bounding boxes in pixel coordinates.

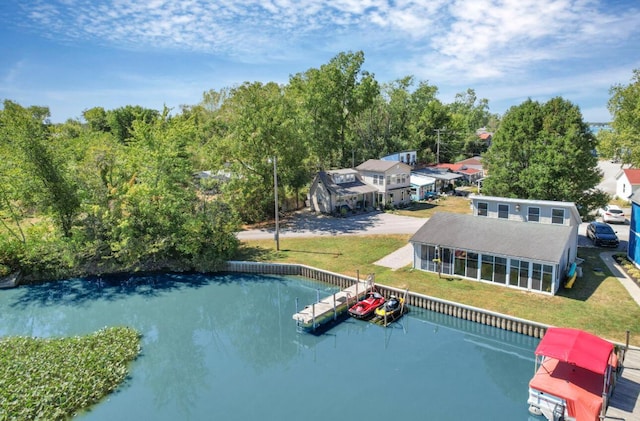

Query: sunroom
[410,213,575,295]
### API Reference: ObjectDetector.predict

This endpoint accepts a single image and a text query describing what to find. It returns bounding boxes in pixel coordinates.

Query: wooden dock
[293,280,371,332]
[605,346,640,420]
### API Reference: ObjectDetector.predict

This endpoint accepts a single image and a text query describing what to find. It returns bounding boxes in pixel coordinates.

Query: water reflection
[0,273,538,420]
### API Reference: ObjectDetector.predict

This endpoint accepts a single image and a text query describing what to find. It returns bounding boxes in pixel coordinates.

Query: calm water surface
[0,273,542,420]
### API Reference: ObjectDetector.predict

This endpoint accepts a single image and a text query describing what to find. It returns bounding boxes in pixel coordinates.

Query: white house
[410,173,437,201]
[410,195,581,295]
[356,159,412,208]
[615,168,640,201]
[380,150,417,166]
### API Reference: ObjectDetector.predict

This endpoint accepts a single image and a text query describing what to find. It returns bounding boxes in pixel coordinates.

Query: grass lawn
[236,236,640,346]
[391,195,473,218]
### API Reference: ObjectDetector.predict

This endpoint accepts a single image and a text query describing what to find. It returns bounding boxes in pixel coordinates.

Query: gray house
[410,196,581,295]
[308,169,378,214]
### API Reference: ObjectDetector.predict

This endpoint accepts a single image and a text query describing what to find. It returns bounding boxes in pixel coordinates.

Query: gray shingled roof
[356,159,405,172]
[318,171,378,196]
[409,212,573,263]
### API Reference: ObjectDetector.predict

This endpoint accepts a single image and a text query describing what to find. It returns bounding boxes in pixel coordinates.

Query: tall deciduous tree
[482,97,606,216]
[0,100,80,237]
[215,81,307,223]
[289,51,379,169]
[608,69,640,166]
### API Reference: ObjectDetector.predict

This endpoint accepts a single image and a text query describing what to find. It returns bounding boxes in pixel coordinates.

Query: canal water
[0,272,542,420]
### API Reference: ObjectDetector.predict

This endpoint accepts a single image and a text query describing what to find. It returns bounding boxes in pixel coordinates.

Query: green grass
[392,195,472,218]
[237,236,640,346]
[0,327,141,420]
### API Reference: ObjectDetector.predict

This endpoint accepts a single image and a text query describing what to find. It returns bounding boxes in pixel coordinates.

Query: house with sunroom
[410,196,581,295]
[355,159,412,208]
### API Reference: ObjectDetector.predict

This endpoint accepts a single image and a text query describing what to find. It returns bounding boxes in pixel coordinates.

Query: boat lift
[371,288,409,327]
[293,274,375,333]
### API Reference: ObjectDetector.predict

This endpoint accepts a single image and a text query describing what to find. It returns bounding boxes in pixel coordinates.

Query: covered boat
[528,327,618,421]
[348,291,385,319]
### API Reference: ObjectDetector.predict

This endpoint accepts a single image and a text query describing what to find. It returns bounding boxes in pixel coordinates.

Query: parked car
[599,205,626,224]
[586,221,619,247]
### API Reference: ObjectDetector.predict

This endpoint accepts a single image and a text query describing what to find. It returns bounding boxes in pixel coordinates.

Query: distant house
[476,128,493,147]
[410,173,437,201]
[431,163,483,184]
[411,167,464,193]
[380,150,417,166]
[410,196,581,295]
[615,168,640,201]
[356,159,413,208]
[308,169,378,214]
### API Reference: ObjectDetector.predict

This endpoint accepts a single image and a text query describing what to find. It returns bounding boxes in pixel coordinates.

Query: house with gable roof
[410,195,581,295]
[615,168,640,201]
[308,168,378,215]
[356,159,412,208]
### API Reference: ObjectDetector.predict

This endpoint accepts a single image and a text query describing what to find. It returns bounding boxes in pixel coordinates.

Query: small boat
[527,327,619,421]
[348,291,385,319]
[373,295,407,322]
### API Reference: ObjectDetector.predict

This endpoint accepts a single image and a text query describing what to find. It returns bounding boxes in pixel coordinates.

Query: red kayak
[348,291,385,320]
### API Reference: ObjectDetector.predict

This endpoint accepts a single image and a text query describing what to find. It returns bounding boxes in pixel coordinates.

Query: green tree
[448,89,498,160]
[106,105,160,143]
[82,107,110,132]
[482,97,606,216]
[289,51,379,169]
[608,69,640,166]
[213,81,308,223]
[0,100,80,237]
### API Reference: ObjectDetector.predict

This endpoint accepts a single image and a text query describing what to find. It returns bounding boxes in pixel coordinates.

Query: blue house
[627,189,640,266]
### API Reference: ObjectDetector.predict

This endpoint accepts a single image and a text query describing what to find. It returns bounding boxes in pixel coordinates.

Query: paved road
[237,210,427,241]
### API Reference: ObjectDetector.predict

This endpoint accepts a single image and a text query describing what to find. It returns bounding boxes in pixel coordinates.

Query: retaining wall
[223,261,548,339]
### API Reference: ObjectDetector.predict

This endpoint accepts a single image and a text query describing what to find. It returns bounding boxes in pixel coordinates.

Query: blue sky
[1,0,639,123]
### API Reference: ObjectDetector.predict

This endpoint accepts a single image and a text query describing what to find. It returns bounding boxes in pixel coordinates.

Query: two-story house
[308,168,378,215]
[380,150,417,166]
[409,196,582,295]
[355,159,412,208]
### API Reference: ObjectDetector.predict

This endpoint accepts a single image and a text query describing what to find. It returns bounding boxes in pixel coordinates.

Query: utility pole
[273,156,280,251]
[434,128,446,164]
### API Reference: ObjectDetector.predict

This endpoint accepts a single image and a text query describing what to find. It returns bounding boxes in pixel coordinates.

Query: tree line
[0,50,637,279]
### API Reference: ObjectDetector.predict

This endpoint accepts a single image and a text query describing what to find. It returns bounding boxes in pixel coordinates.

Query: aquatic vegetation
[0,326,140,420]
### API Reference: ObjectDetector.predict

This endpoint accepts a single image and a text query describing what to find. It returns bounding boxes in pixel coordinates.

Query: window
[454,250,466,276]
[498,204,509,219]
[477,202,488,216]
[481,254,495,281]
[528,207,540,222]
[551,208,564,224]
[494,257,507,284]
[510,259,529,288]
[386,175,391,185]
[467,253,479,278]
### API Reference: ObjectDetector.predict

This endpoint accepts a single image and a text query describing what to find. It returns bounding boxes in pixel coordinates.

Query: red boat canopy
[535,328,614,375]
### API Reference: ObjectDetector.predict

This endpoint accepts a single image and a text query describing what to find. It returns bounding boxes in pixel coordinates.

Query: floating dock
[293,278,372,332]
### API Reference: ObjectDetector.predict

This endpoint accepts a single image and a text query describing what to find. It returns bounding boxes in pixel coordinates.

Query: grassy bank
[237,235,640,346]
